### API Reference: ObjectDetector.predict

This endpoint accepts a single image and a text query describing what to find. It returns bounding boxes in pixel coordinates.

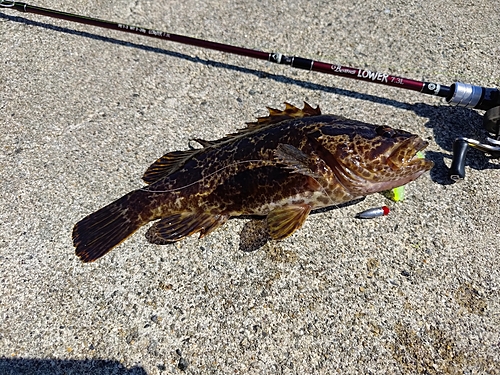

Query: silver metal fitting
[447,82,483,108]
[0,1,16,7]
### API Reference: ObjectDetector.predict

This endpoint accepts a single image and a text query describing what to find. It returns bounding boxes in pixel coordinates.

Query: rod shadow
[0,12,415,108]
[2,11,498,183]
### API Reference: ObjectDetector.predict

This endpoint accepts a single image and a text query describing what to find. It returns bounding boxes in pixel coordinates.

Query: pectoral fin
[145,212,228,244]
[267,204,312,240]
[274,143,322,179]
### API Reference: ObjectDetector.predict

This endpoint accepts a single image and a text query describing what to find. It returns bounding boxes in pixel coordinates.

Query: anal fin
[145,211,228,244]
[267,204,312,240]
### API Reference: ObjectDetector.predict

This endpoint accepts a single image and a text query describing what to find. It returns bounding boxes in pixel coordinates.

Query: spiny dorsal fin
[191,138,219,147]
[245,102,321,129]
[190,103,323,148]
[142,149,201,184]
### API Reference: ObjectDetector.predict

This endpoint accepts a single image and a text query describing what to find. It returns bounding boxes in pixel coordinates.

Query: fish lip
[397,136,435,175]
[376,135,433,189]
[359,136,433,194]
[411,136,429,154]
[388,136,430,165]
[331,135,433,196]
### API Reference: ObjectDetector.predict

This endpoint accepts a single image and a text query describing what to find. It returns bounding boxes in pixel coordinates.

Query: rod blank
[2,1,499,110]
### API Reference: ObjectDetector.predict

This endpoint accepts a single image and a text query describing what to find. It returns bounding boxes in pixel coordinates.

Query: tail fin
[72,190,150,262]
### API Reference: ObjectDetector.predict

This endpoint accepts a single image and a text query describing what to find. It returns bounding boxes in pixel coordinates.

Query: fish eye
[376,126,396,138]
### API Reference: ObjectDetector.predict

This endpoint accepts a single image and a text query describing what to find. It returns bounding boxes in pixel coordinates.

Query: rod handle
[449,138,469,181]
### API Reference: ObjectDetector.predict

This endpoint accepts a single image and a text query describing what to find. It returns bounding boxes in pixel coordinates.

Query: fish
[73,103,433,262]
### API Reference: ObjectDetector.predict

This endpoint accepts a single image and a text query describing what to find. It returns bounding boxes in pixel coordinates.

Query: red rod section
[310,61,425,92]
[9,2,271,60]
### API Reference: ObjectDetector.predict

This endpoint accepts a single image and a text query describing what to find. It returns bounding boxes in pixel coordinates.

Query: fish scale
[73,103,433,262]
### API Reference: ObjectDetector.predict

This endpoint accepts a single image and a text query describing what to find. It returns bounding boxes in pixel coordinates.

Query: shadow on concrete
[0,357,148,375]
[1,12,413,110]
[2,11,498,185]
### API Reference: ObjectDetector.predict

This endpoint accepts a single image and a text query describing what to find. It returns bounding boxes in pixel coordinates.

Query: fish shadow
[238,199,364,253]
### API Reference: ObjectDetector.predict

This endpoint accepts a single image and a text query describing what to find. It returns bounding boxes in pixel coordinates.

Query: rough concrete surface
[1,0,499,374]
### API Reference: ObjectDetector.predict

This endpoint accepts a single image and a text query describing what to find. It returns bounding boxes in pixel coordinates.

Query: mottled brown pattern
[73,103,433,262]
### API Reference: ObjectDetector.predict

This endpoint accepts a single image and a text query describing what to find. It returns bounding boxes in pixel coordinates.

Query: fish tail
[73,189,152,262]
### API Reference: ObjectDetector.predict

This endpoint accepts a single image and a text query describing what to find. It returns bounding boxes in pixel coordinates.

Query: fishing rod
[2,1,500,180]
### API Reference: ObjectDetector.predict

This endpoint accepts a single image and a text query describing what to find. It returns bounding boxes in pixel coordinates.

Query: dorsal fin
[143,102,321,184]
[142,149,200,184]
[193,102,323,147]
[245,102,321,129]
[191,138,219,147]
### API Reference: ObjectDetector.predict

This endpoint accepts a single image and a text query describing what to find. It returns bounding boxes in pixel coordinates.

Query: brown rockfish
[73,103,433,262]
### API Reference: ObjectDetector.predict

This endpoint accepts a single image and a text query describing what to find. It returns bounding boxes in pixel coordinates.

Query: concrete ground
[1,0,499,374]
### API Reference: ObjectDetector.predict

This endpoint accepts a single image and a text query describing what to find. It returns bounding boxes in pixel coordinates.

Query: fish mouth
[342,135,434,195]
[387,136,434,171]
[328,135,434,196]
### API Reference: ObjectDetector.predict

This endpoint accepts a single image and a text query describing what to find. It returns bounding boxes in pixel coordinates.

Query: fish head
[312,120,434,195]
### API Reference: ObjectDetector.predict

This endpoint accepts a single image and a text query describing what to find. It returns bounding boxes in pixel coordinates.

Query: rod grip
[449,138,469,181]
